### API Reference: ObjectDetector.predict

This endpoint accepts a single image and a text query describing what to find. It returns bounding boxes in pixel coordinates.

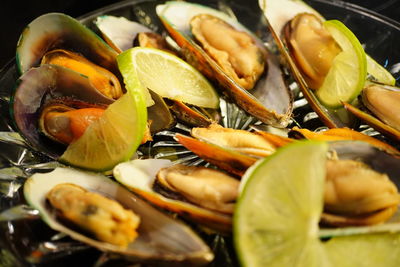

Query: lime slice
[60,89,147,172]
[326,233,400,267]
[366,55,396,86]
[316,20,367,108]
[117,47,219,109]
[234,140,329,267]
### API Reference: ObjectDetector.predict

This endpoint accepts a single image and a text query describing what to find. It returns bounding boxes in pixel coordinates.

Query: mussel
[113,159,233,232]
[344,83,400,142]
[16,13,122,81]
[176,124,290,176]
[94,14,218,128]
[25,167,214,264]
[156,1,293,127]
[38,99,107,145]
[322,157,400,226]
[282,13,341,90]
[190,13,266,90]
[318,141,400,236]
[156,164,239,214]
[11,64,114,159]
[40,49,123,100]
[46,182,141,247]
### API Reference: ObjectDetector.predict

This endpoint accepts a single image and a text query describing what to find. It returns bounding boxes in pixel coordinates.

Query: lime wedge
[234,140,329,267]
[60,89,147,172]
[316,20,367,108]
[117,47,219,109]
[366,55,396,86]
[234,139,400,266]
[326,233,400,267]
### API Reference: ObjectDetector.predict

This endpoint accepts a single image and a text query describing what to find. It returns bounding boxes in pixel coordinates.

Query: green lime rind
[60,89,147,172]
[316,20,367,109]
[234,140,329,267]
[117,48,155,107]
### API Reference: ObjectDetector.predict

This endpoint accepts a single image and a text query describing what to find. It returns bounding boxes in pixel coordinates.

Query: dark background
[0,0,399,69]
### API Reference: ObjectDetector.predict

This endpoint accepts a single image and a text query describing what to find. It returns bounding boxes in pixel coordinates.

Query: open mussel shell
[16,13,120,77]
[10,64,114,159]
[319,141,400,238]
[113,159,232,233]
[93,14,217,128]
[24,167,213,264]
[259,0,358,128]
[156,1,293,128]
[344,82,400,142]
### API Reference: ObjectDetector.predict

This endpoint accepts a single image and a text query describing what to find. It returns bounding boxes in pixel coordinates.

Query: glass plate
[0,0,399,266]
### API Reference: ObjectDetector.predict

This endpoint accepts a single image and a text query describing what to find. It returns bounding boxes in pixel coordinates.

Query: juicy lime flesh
[234,139,400,266]
[60,89,147,172]
[118,47,219,109]
[326,233,400,267]
[234,140,329,267]
[316,20,367,108]
[366,55,396,86]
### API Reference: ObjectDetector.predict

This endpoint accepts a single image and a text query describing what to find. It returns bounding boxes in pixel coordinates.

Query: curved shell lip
[15,12,120,77]
[113,159,232,233]
[10,64,115,160]
[24,166,214,263]
[319,140,400,238]
[156,1,293,128]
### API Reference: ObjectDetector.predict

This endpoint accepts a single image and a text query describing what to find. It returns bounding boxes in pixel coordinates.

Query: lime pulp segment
[60,89,147,172]
[234,140,329,267]
[316,20,367,108]
[117,47,219,109]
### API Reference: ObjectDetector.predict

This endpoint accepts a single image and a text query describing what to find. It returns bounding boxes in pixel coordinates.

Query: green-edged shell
[156,1,293,128]
[24,167,213,264]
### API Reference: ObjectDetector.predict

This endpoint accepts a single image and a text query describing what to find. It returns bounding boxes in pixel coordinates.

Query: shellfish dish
[1,0,400,266]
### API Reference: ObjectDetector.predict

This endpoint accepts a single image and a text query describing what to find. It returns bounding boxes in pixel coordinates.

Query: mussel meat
[113,159,233,232]
[283,13,341,90]
[156,164,239,214]
[323,158,400,226]
[157,1,293,127]
[190,14,266,90]
[25,167,214,264]
[46,183,140,247]
[41,49,123,99]
[362,83,400,132]
[38,99,107,145]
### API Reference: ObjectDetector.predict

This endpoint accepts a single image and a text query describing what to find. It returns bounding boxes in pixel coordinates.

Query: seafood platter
[1,0,400,266]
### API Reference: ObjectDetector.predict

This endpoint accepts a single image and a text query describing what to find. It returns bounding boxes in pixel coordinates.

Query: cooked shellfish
[156,1,293,127]
[156,164,239,214]
[47,183,140,247]
[190,14,266,90]
[25,167,213,264]
[283,13,341,90]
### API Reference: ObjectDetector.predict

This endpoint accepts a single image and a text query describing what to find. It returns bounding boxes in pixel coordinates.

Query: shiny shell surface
[24,167,214,264]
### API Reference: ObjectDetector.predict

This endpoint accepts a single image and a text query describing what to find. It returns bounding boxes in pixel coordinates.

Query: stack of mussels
[7,0,400,265]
